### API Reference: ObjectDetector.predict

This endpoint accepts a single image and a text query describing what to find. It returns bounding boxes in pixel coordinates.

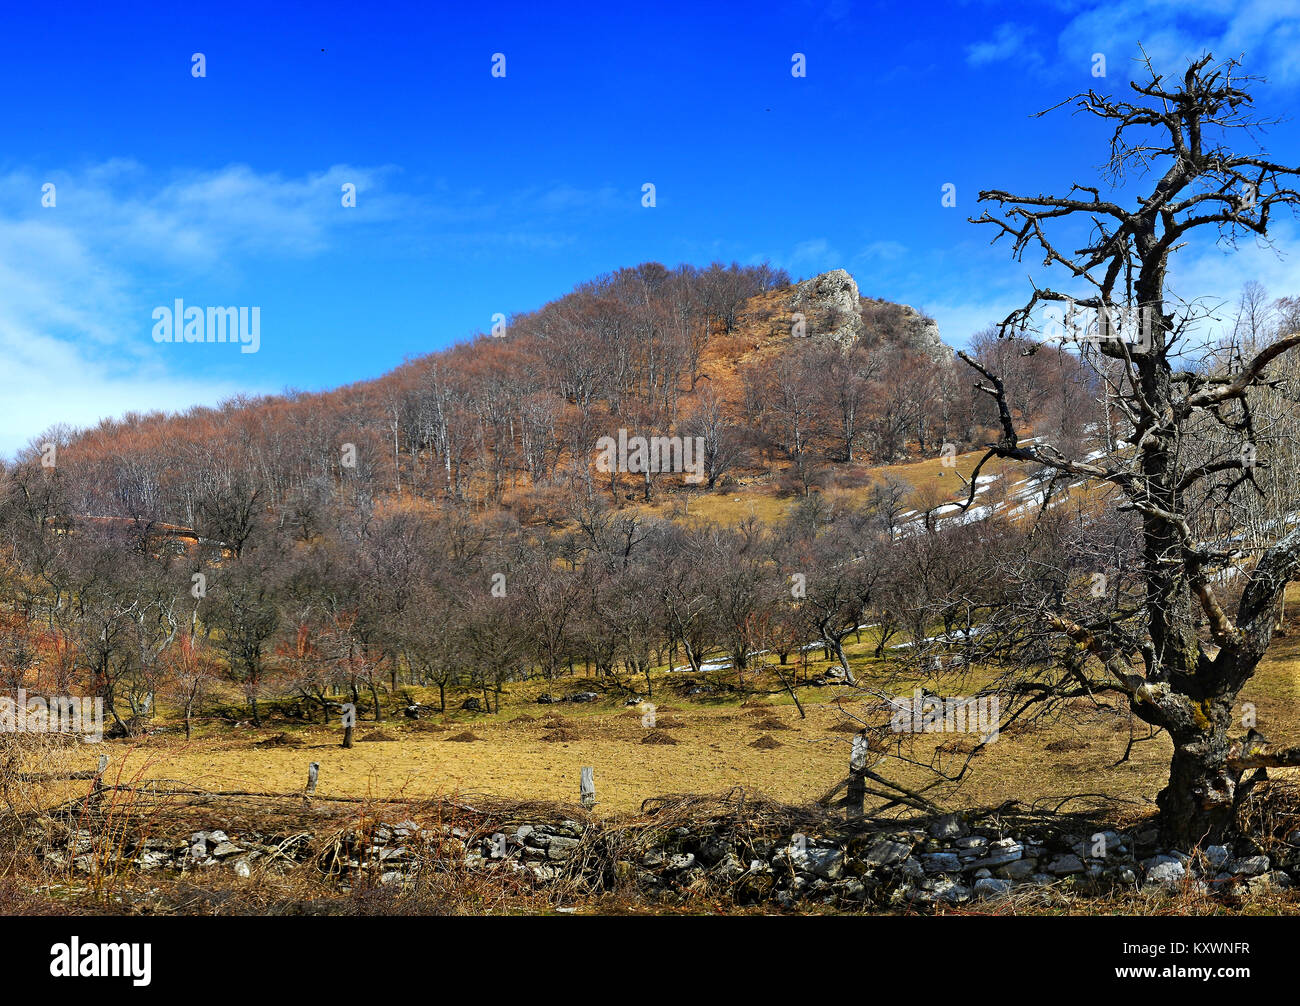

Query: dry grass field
[52,591,1300,822]
[625,446,1005,527]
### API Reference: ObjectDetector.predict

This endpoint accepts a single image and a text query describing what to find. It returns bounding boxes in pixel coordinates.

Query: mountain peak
[786,269,865,346]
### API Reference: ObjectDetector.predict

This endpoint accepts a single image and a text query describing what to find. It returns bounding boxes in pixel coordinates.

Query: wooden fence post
[341,703,355,749]
[579,766,595,810]
[846,734,868,820]
[306,762,319,794]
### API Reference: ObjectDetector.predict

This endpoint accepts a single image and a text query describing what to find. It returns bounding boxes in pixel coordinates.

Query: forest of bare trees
[7,54,1300,855]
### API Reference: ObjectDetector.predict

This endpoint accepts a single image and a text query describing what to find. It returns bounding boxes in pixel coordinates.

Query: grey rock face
[783,269,950,360]
[786,270,865,347]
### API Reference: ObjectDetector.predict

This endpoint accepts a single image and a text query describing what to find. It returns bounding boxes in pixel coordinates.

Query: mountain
[16,262,975,531]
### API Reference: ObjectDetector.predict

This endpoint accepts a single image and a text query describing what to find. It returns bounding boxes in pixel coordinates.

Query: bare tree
[683,386,742,490]
[961,52,1300,846]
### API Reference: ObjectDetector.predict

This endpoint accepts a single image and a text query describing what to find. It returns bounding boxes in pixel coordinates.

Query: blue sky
[3,0,1300,457]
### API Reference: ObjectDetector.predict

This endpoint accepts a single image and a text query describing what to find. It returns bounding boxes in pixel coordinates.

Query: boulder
[996,859,1038,881]
[862,838,911,867]
[1144,860,1186,887]
[1229,855,1270,877]
[928,814,969,840]
[791,847,844,880]
[1246,870,1292,894]
[921,852,961,874]
[1073,831,1123,859]
[545,836,581,861]
[1046,854,1085,876]
[973,877,1013,899]
[969,839,1024,869]
[915,877,971,904]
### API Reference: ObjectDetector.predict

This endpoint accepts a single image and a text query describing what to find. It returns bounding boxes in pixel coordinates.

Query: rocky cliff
[784,268,950,362]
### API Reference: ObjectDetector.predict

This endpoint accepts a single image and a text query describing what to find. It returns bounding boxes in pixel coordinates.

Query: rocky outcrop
[785,270,949,363]
[785,269,865,347]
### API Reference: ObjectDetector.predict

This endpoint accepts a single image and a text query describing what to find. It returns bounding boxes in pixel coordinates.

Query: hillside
[15,260,1099,540]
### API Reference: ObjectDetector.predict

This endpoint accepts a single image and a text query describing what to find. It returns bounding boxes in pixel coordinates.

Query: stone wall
[37,811,1298,907]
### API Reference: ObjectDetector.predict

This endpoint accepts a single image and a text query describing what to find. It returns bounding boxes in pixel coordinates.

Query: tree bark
[1157,728,1236,848]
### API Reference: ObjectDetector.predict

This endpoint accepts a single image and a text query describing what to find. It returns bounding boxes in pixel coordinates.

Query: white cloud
[966,23,1035,67]
[965,2,1300,85]
[853,240,908,263]
[930,222,1300,354]
[925,298,1013,350]
[1058,0,1300,84]
[6,162,396,267]
[784,238,840,275]
[1167,221,1300,333]
[0,162,390,459]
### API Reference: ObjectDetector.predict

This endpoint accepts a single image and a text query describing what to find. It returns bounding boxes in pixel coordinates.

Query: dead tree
[962,51,1300,847]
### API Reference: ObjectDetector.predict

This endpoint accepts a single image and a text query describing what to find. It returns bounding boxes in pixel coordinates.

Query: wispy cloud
[964,2,1300,85]
[0,162,397,268]
[783,238,840,276]
[931,223,1300,353]
[966,23,1035,67]
[1167,221,1300,332]
[0,163,631,457]
[1058,0,1300,84]
[0,162,396,458]
[853,240,908,263]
